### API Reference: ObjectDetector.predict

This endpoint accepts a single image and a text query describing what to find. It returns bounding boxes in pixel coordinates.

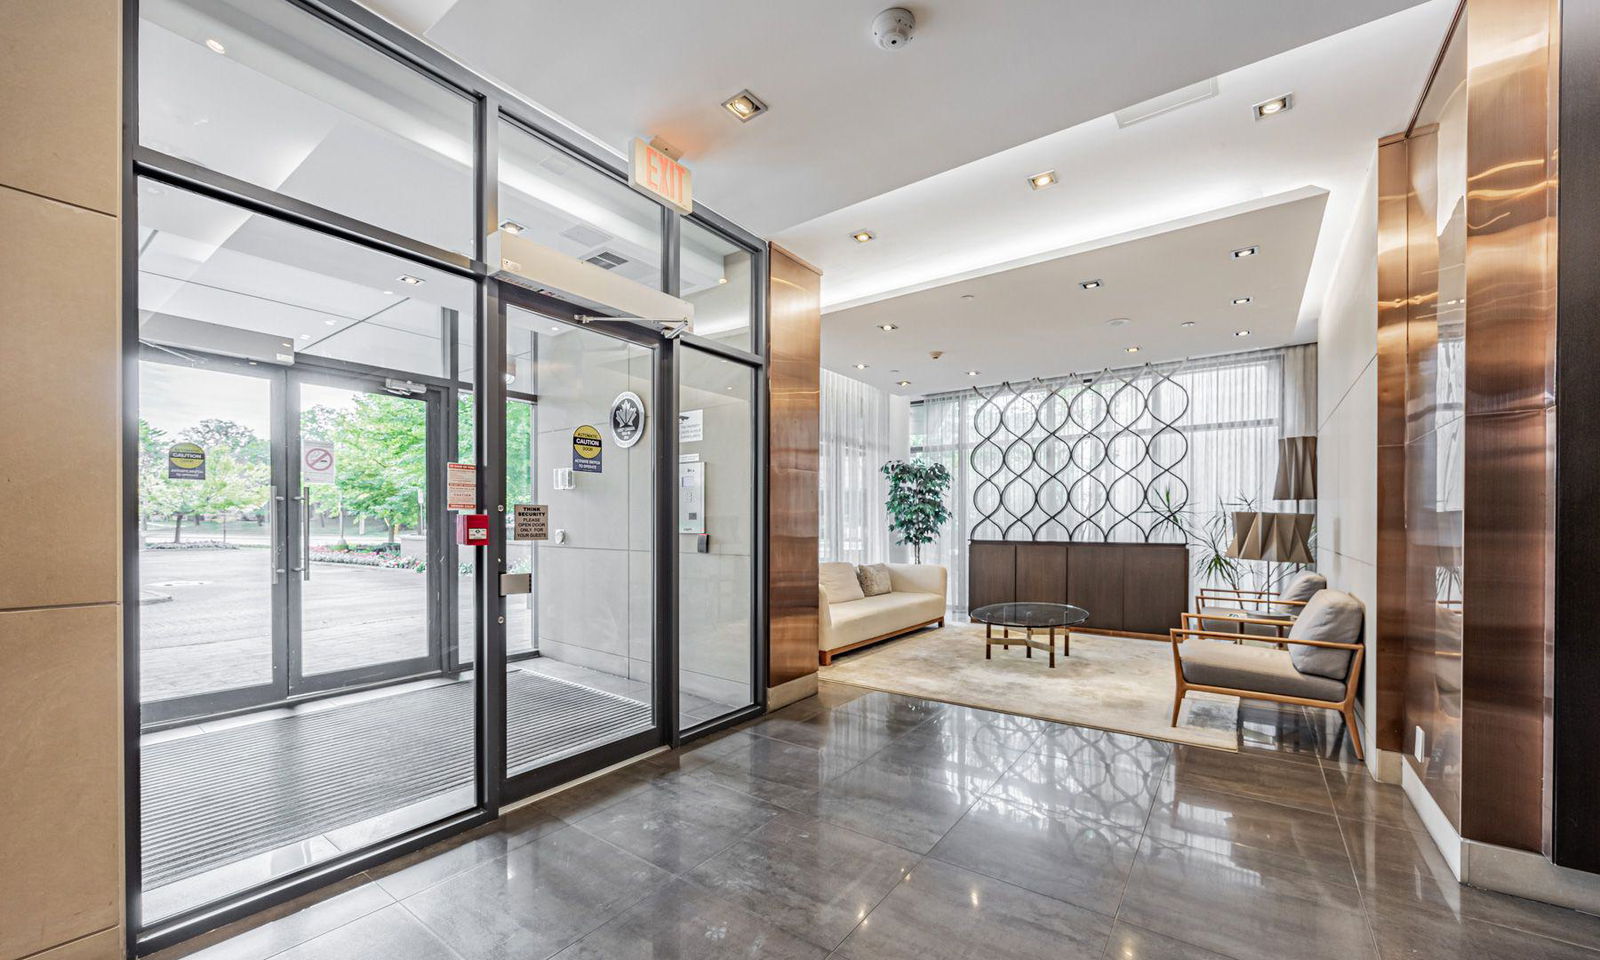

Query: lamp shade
[1273,435,1318,500]
[1227,511,1314,563]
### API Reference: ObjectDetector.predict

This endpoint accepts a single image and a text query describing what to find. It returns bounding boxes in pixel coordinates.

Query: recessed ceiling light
[851,230,875,244]
[324,319,337,326]
[204,37,226,54]
[1079,279,1103,290]
[717,277,728,284]
[1028,170,1058,190]
[1232,296,1253,305]
[966,370,980,377]
[896,380,912,387]
[1234,329,1252,337]
[1180,321,1197,328]
[298,333,311,340]
[550,325,561,332]
[854,363,870,370]
[1105,317,1130,327]
[722,89,768,122]
[397,274,424,285]
[499,220,525,234]
[1125,346,1141,353]
[1252,93,1294,120]
[878,323,898,332]
[1231,246,1259,259]
[960,294,976,301]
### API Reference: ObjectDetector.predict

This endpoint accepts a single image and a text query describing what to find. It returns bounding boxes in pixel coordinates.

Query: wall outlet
[1414,725,1427,763]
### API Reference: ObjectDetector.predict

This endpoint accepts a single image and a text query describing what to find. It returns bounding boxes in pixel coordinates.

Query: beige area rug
[819,622,1240,750]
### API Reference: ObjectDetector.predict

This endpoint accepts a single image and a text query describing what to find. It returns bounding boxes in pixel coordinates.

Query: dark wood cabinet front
[968,540,1188,637]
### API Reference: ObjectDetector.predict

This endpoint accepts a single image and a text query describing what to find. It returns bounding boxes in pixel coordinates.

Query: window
[681,218,755,352]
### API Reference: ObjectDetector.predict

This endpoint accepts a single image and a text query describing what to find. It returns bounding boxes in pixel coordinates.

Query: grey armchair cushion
[857,563,893,597]
[1280,570,1328,604]
[1178,640,1347,702]
[1286,589,1364,680]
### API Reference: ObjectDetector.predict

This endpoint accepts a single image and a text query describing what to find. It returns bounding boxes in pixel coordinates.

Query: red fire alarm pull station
[456,513,490,545]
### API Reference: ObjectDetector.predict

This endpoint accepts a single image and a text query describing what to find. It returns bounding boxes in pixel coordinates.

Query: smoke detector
[872,7,915,50]
[929,350,944,360]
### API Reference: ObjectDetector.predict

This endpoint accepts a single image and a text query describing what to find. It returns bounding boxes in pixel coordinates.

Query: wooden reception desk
[967,540,1188,639]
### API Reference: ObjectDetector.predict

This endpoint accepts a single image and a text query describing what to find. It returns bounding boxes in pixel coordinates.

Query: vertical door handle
[270,487,286,583]
[292,491,312,580]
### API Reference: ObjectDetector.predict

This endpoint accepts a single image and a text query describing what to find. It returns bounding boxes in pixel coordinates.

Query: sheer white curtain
[913,346,1316,613]
[818,369,894,564]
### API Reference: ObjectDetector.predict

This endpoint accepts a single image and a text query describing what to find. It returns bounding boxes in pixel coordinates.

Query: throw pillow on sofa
[820,561,865,603]
[857,563,893,597]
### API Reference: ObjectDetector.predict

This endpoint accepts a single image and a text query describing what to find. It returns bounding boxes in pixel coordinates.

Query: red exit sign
[629,139,693,214]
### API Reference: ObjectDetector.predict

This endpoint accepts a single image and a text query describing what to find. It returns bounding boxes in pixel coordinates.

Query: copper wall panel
[1375,139,1410,753]
[766,245,822,688]
[1459,0,1558,853]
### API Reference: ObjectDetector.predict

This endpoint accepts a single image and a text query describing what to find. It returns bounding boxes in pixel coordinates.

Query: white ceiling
[385,0,1432,235]
[822,189,1327,395]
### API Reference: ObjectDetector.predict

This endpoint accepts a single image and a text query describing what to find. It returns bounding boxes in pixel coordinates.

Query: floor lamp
[1228,435,1317,591]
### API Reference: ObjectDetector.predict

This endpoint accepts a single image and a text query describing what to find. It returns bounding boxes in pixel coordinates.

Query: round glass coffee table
[969,602,1090,668]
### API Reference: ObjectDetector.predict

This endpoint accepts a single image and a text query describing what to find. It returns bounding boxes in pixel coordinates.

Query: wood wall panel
[967,542,1016,611]
[1375,137,1410,755]
[1067,545,1126,631]
[1122,546,1189,635]
[766,245,822,689]
[1014,544,1066,605]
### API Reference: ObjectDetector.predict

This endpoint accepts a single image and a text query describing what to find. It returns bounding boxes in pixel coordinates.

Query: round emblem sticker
[610,391,646,448]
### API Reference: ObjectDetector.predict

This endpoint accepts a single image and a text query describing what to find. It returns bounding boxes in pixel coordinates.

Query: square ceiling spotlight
[1253,93,1294,119]
[1028,170,1058,190]
[1231,245,1259,259]
[722,89,768,122]
[851,229,875,243]
[1079,279,1103,290]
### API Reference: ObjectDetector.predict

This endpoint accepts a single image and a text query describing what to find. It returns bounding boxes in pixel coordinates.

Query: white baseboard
[1401,760,1464,880]
[1464,841,1600,914]
[1370,747,1403,784]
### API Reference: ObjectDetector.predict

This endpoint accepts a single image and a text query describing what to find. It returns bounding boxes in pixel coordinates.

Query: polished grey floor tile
[1117,836,1376,960]
[371,805,569,901]
[401,825,671,960]
[1322,765,1430,832]
[792,760,983,854]
[749,707,918,761]
[686,812,917,951]
[852,728,1025,792]
[828,690,949,729]
[175,881,396,960]
[1345,818,1600,949]
[550,878,829,960]
[834,858,1113,960]
[690,734,863,808]
[910,704,1048,752]
[271,904,459,960]
[929,795,1140,914]
[1144,778,1354,884]
[1163,746,1334,815]
[534,762,660,824]
[568,776,783,873]
[813,681,877,710]
[1032,723,1174,770]
[1368,898,1600,960]
[640,730,766,776]
[987,751,1163,831]
[1102,921,1245,960]
[1234,703,1341,767]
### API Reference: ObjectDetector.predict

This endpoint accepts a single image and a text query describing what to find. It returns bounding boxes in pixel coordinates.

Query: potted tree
[881,459,952,564]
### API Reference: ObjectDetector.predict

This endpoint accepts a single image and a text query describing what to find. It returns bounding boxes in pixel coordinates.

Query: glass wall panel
[504,306,655,776]
[499,119,664,289]
[677,347,757,726]
[681,219,755,353]
[135,181,477,922]
[140,0,476,255]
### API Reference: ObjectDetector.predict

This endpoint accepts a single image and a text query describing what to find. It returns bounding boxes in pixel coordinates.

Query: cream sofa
[818,562,947,665]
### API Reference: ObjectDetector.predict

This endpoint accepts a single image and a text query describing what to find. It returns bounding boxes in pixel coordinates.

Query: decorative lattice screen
[969,366,1190,542]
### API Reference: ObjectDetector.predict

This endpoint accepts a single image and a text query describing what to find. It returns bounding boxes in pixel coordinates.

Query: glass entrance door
[138,356,448,725]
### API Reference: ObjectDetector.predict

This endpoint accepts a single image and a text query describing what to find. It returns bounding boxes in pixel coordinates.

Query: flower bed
[309,545,424,571]
[143,540,241,550]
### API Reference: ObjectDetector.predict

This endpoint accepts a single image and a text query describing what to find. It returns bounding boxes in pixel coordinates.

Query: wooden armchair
[1191,571,1327,638]
[1170,588,1366,760]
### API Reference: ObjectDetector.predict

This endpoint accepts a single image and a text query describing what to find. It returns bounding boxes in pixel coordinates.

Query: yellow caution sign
[572,425,602,474]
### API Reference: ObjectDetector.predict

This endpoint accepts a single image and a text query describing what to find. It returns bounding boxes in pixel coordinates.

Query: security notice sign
[167,442,206,480]
[302,440,336,484]
[447,462,477,510]
[512,504,548,541]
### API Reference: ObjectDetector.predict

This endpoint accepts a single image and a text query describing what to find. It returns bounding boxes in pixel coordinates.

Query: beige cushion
[824,592,945,650]
[1286,589,1364,680]
[820,561,864,603]
[1178,639,1347,702]
[857,563,893,597]
[1280,570,1327,604]
[885,563,947,597]
[1198,606,1290,638]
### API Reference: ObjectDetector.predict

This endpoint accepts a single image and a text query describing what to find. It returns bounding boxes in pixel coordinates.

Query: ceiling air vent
[561,223,612,248]
[584,250,629,271]
[1113,77,1219,128]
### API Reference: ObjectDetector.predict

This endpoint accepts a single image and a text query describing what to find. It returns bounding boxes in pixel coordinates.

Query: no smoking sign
[302,440,337,484]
